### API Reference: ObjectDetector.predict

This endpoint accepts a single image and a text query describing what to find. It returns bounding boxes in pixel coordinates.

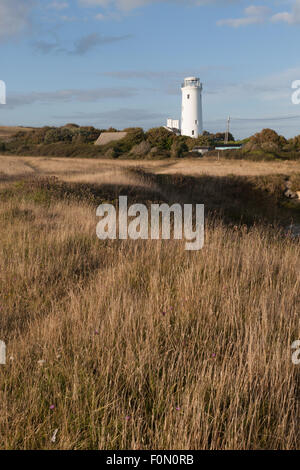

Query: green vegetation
[0,124,300,160]
[0,124,104,158]
[220,128,300,161]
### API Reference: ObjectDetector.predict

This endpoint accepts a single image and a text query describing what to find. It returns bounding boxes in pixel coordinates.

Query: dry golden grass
[0,159,299,450]
[0,126,34,142]
[1,154,300,180]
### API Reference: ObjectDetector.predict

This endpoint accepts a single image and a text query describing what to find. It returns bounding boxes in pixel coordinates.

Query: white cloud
[78,0,242,13]
[47,1,69,10]
[94,11,121,20]
[60,15,78,21]
[79,0,111,6]
[5,87,138,109]
[73,32,132,54]
[33,32,132,55]
[78,0,156,10]
[271,0,300,24]
[53,107,164,122]
[217,5,271,28]
[0,0,35,41]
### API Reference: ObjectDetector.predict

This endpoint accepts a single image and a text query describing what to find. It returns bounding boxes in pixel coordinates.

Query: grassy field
[0,155,299,449]
[1,154,300,178]
[0,126,34,142]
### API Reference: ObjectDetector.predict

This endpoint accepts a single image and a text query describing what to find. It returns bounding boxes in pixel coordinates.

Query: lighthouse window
[187,94,190,99]
[192,130,195,136]
[195,120,197,124]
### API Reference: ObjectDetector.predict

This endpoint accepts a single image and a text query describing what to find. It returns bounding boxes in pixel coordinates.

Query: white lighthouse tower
[181,77,203,138]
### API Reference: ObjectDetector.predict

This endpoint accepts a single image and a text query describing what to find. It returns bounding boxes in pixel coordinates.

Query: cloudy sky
[0,0,300,138]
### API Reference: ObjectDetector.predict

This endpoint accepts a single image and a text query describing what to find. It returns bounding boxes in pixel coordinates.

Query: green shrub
[4,124,300,161]
[146,127,175,151]
[170,138,189,158]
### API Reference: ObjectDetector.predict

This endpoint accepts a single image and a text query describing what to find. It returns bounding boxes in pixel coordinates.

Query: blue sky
[0,0,300,138]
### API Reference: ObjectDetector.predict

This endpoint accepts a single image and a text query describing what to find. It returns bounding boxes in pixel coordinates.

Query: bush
[251,128,283,145]
[170,138,188,158]
[232,128,300,161]
[288,135,300,150]
[9,125,101,147]
[146,127,175,151]
[97,128,146,158]
[260,142,280,153]
[4,124,300,161]
[130,141,151,157]
[63,123,80,128]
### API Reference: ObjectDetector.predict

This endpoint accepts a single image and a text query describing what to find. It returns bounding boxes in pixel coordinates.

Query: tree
[252,129,281,145]
[146,127,175,151]
[170,138,188,158]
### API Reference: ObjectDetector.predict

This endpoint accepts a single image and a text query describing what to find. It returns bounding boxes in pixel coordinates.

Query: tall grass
[0,167,299,450]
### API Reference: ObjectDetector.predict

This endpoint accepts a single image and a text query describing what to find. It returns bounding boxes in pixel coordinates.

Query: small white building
[164,118,180,135]
[167,119,180,130]
[191,146,212,156]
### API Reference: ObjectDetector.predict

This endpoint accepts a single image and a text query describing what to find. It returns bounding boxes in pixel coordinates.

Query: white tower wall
[181,77,203,138]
